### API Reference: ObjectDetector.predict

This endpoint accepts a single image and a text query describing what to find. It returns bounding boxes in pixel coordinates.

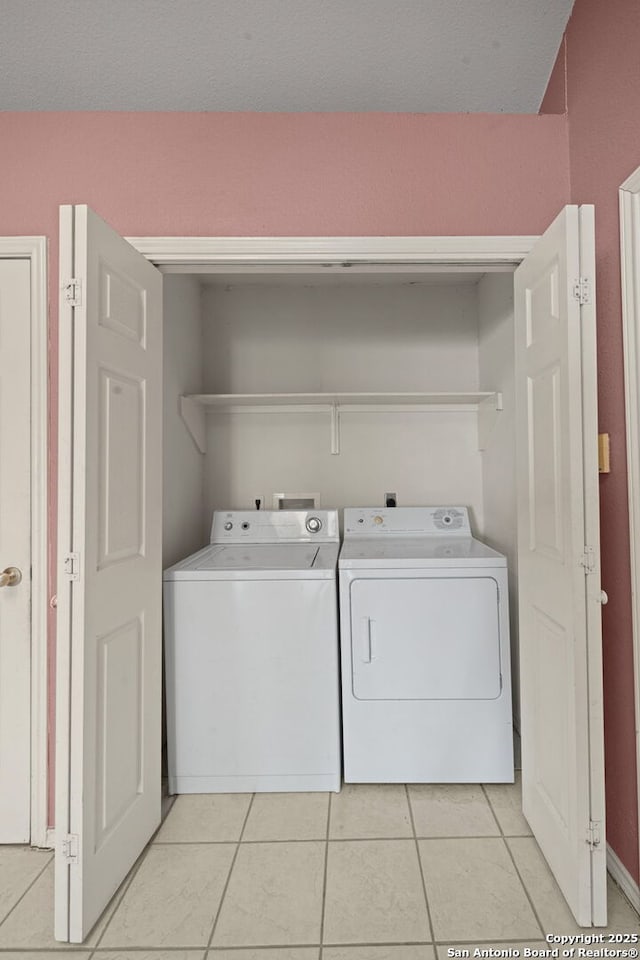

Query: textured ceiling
[0,0,572,112]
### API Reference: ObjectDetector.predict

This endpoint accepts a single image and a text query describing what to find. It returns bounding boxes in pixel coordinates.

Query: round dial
[305,516,323,534]
[224,521,233,531]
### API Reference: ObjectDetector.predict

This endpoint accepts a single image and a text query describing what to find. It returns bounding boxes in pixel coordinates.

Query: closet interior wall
[163,275,206,568]
[202,277,483,520]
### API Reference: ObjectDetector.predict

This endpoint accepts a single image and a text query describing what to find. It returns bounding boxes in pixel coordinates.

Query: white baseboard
[607,843,640,914]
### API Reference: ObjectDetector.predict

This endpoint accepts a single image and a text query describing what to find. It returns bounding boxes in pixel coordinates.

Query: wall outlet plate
[385,492,398,507]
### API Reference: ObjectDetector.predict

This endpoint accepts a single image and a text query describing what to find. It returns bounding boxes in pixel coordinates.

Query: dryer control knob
[224,522,233,531]
[306,516,323,534]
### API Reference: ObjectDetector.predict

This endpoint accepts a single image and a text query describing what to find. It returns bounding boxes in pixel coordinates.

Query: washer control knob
[224,521,233,531]
[306,516,323,534]
[374,516,384,525]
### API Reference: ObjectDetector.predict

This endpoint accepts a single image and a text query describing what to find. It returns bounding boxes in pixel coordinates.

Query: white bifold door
[55,206,163,942]
[515,205,606,926]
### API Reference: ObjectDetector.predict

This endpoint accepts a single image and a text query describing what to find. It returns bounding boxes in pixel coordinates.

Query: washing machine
[339,506,513,783]
[163,510,341,793]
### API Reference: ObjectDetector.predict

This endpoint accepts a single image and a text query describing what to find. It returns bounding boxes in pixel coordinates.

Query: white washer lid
[339,536,506,569]
[174,543,318,572]
[164,541,339,580]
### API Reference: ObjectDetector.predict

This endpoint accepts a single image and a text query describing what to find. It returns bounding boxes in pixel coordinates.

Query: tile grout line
[405,784,437,947]
[321,938,546,949]
[481,781,507,836]
[151,832,536,846]
[94,944,322,954]
[0,937,550,953]
[87,789,184,954]
[0,852,53,935]
[88,833,158,955]
[433,937,547,947]
[318,790,332,958]
[205,792,256,952]
[481,783,547,939]
[502,836,548,940]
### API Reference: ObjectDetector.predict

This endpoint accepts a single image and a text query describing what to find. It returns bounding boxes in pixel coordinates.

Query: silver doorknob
[0,566,22,587]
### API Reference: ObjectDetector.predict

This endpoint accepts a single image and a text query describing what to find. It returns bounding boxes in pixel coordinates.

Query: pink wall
[541,0,640,885]
[0,112,571,238]
[0,111,570,825]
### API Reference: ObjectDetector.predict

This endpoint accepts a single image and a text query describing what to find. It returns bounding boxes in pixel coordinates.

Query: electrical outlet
[385,492,397,507]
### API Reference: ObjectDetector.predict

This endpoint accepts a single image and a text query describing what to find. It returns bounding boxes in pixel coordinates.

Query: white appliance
[339,506,513,783]
[163,510,341,793]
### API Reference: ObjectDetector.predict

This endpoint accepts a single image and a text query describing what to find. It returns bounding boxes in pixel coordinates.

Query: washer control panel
[343,506,471,537]
[211,510,338,543]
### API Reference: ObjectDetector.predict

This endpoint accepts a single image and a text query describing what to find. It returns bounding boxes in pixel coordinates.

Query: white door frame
[127,234,537,268]
[0,237,49,848]
[619,167,640,912]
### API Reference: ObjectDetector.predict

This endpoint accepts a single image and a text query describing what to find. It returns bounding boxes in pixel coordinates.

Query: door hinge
[64,278,82,307]
[573,277,591,305]
[580,545,596,574]
[63,552,79,581]
[61,833,79,863]
[587,820,602,849]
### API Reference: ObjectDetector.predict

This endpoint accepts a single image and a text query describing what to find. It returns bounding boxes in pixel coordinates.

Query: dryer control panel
[343,506,471,538]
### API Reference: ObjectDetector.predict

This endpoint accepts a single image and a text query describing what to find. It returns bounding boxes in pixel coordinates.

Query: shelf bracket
[477,391,503,451]
[180,396,207,454]
[330,402,341,455]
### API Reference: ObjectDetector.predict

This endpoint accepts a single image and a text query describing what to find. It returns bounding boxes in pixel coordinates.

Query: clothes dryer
[339,506,513,782]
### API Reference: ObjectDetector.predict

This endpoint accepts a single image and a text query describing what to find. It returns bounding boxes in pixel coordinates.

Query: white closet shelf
[179,391,503,455]
[187,391,500,407]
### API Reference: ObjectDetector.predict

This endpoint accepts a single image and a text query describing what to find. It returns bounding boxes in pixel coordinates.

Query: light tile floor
[0,777,638,959]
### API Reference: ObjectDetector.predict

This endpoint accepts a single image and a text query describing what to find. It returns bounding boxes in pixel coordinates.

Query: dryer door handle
[363,617,375,663]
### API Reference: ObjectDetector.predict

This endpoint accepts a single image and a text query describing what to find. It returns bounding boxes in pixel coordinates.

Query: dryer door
[350,576,501,700]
